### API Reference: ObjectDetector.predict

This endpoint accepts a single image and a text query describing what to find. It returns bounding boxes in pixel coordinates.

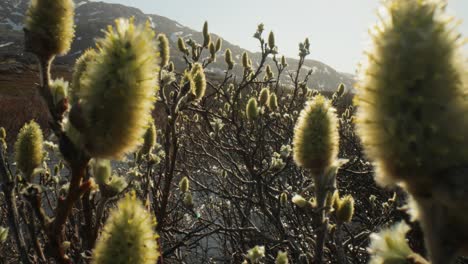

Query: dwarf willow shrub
[3,0,457,262]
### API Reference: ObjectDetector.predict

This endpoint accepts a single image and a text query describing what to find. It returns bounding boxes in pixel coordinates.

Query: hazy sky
[98,0,468,74]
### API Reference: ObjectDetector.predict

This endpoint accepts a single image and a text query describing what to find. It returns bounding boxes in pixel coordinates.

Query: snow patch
[89,11,103,16]
[147,16,156,28]
[0,42,14,48]
[175,23,184,29]
[11,12,23,17]
[170,31,183,43]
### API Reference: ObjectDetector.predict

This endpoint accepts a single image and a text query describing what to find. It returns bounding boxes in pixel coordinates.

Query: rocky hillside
[0,0,355,92]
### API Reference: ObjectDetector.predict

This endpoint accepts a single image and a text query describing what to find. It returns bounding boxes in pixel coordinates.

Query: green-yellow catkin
[179,176,189,193]
[215,38,222,52]
[177,37,188,54]
[280,192,288,207]
[25,0,75,56]
[93,159,111,185]
[246,97,259,120]
[140,119,156,155]
[268,31,276,50]
[168,62,175,72]
[191,63,206,100]
[355,0,468,188]
[281,55,288,67]
[293,95,339,175]
[157,34,170,68]
[0,127,5,139]
[259,87,270,106]
[202,21,210,47]
[180,70,195,95]
[242,52,250,68]
[71,49,97,104]
[14,121,44,179]
[336,83,345,97]
[0,226,8,244]
[276,251,289,264]
[49,78,69,105]
[209,42,216,60]
[336,195,354,224]
[225,49,234,70]
[79,18,159,159]
[92,193,159,264]
[268,93,278,111]
[265,65,274,79]
[357,1,468,262]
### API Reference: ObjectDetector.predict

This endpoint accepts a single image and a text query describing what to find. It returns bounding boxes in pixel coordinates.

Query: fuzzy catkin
[14,121,44,180]
[355,0,468,188]
[293,95,339,175]
[157,34,170,68]
[79,18,159,159]
[25,0,75,56]
[71,49,97,104]
[92,193,159,264]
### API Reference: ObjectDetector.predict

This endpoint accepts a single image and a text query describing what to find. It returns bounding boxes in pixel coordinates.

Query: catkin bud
[92,193,159,264]
[215,38,222,52]
[25,0,75,57]
[281,55,288,67]
[0,227,8,244]
[265,65,274,79]
[336,195,354,224]
[179,176,189,193]
[268,93,278,111]
[157,34,170,68]
[293,95,339,175]
[268,31,276,50]
[49,78,69,106]
[93,159,111,185]
[276,251,288,264]
[292,194,308,208]
[71,49,97,104]
[246,98,259,121]
[280,192,288,207]
[242,52,250,69]
[336,83,345,97]
[79,18,159,159]
[191,63,206,100]
[14,121,44,180]
[177,37,188,55]
[0,127,6,139]
[225,49,234,70]
[202,21,210,47]
[209,42,216,61]
[140,119,156,155]
[355,0,468,187]
[356,1,468,261]
[167,62,175,72]
[259,87,270,106]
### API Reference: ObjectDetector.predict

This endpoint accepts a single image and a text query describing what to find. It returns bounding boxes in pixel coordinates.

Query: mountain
[0,0,355,92]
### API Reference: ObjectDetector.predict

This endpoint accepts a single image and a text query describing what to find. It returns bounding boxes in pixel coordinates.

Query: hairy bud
[71,49,97,104]
[157,34,170,68]
[246,98,259,121]
[179,176,189,193]
[14,121,44,180]
[225,49,234,70]
[268,93,278,111]
[191,63,206,100]
[293,95,339,175]
[259,87,270,106]
[92,193,159,264]
[25,0,75,57]
[79,18,159,159]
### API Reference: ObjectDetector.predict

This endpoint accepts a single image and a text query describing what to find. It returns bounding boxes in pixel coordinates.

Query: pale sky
[97,0,468,74]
